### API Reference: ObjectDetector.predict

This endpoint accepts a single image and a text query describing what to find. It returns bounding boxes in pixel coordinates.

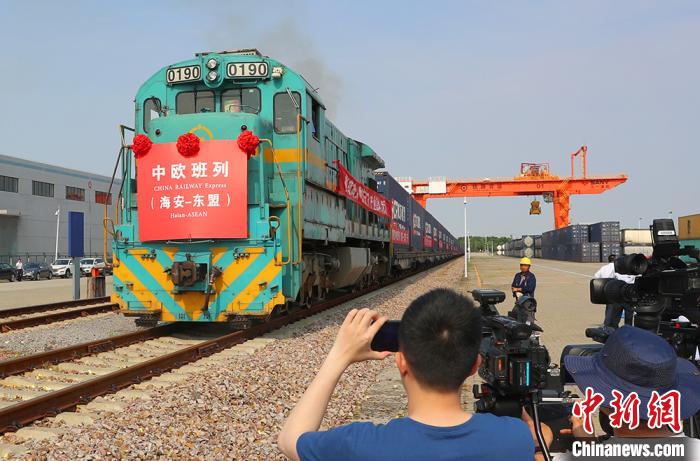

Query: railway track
[0,297,117,333]
[0,259,455,434]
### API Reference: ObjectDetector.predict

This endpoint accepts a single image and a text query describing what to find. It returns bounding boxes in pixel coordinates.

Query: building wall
[0,154,121,262]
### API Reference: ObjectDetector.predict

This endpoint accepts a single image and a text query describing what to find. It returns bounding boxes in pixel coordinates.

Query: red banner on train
[136,140,248,241]
[391,221,410,245]
[334,161,392,219]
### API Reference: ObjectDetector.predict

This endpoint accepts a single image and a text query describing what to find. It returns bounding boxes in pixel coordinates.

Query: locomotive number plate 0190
[166,65,201,84]
[226,62,269,78]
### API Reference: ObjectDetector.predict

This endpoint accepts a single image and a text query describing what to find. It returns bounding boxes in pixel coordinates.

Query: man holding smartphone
[278,288,542,460]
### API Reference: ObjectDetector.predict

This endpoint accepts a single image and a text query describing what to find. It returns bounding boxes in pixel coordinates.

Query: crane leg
[553,192,570,229]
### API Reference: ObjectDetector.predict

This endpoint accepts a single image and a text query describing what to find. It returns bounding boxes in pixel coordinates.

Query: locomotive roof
[195,48,263,57]
[136,51,386,168]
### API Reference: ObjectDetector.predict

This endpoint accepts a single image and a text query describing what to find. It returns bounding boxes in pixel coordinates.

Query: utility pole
[468,231,471,262]
[463,198,468,278]
[54,208,60,262]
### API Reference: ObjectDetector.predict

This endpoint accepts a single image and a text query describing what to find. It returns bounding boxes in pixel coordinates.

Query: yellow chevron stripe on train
[110,49,460,326]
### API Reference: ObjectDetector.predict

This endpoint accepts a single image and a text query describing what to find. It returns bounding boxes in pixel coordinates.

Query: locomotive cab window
[308,94,321,140]
[274,91,301,134]
[176,90,215,114]
[143,98,161,133]
[221,88,261,113]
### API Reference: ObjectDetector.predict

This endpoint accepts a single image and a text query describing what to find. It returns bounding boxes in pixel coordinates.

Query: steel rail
[0,323,179,378]
[0,258,456,432]
[0,303,119,333]
[0,297,111,319]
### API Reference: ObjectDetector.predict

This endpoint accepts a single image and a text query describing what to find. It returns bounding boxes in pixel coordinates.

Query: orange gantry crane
[403,146,627,229]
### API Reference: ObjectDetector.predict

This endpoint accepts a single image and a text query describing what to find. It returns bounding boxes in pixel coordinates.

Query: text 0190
[166,65,201,84]
[226,62,269,78]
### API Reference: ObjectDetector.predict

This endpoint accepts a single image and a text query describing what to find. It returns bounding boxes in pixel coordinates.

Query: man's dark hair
[398,288,482,391]
[608,254,616,262]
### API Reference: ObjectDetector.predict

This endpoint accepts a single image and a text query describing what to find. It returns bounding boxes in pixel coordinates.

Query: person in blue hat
[553,326,700,460]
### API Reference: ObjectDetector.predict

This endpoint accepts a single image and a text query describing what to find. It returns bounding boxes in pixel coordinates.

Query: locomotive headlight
[207,71,218,82]
[206,58,218,70]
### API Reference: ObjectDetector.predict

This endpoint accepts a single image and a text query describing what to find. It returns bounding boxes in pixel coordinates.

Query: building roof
[0,154,120,184]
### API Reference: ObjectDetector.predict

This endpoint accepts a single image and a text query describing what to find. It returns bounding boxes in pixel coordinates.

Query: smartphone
[371,320,400,352]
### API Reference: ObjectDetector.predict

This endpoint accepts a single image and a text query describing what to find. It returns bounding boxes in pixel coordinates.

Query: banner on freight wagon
[136,140,248,241]
[391,221,410,245]
[334,161,392,219]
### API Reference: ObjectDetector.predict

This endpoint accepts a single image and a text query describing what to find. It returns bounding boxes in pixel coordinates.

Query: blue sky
[2,1,698,237]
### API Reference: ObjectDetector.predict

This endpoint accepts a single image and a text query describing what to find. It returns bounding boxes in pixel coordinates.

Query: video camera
[589,218,700,360]
[471,219,700,458]
[471,289,574,457]
[472,289,551,416]
[555,218,700,442]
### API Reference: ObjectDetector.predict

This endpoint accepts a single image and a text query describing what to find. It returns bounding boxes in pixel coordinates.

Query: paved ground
[468,254,605,359]
[359,254,608,422]
[0,277,113,310]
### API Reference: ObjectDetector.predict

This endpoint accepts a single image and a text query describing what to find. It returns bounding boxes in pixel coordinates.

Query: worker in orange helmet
[511,257,536,299]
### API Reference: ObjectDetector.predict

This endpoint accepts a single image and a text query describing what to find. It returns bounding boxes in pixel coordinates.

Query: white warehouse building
[0,154,121,263]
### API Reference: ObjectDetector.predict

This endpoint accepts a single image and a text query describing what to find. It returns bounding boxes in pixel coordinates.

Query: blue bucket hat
[565,326,700,420]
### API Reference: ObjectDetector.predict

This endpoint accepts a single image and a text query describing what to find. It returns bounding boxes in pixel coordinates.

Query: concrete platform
[467,254,604,359]
[359,254,608,422]
[0,276,114,310]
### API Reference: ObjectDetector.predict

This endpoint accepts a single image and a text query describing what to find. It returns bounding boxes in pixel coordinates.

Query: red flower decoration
[176,133,200,157]
[131,134,153,158]
[237,130,260,159]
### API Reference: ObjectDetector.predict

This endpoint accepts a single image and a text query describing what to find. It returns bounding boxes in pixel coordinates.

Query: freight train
[109,49,460,325]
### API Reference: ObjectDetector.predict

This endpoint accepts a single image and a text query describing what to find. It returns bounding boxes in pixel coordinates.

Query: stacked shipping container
[501,214,700,264]
[679,214,700,262]
[506,222,648,263]
[679,214,700,240]
[589,221,622,262]
[540,224,601,262]
[502,236,536,258]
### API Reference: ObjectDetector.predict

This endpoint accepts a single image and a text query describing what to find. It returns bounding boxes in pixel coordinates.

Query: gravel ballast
[12,260,463,460]
[0,314,145,360]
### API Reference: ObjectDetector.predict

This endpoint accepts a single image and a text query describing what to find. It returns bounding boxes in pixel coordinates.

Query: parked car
[80,258,106,276]
[0,263,15,282]
[22,262,53,280]
[51,259,74,278]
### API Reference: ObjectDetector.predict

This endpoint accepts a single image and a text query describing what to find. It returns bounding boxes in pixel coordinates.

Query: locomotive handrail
[119,125,135,225]
[284,87,307,266]
[297,114,302,265]
[103,128,132,262]
[119,124,135,149]
[295,113,309,266]
[258,129,266,221]
[103,217,116,239]
[260,138,291,266]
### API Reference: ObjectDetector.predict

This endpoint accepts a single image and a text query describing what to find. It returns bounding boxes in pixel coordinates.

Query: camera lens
[614,254,649,275]
[590,278,638,305]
